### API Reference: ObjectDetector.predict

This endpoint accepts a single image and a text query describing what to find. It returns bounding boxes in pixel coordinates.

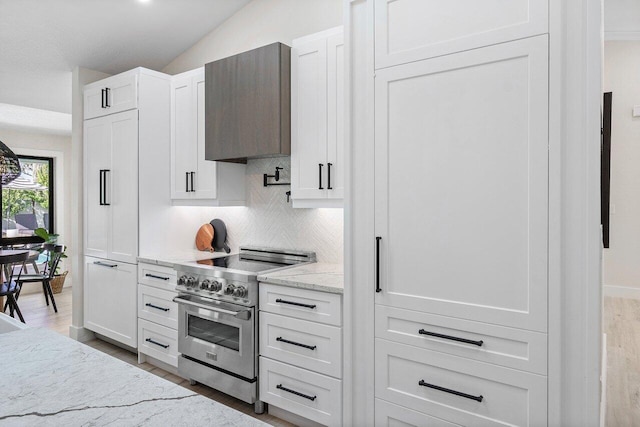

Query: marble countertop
[258,263,343,294]
[0,327,265,426]
[138,250,232,269]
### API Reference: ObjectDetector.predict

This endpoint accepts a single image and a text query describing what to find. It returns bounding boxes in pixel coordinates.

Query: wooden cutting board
[195,223,215,252]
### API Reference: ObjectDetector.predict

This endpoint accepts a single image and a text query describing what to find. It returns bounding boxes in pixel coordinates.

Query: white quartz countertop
[138,250,231,269]
[258,263,343,294]
[0,327,265,426]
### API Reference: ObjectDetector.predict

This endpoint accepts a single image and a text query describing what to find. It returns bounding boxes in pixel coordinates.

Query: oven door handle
[173,296,251,320]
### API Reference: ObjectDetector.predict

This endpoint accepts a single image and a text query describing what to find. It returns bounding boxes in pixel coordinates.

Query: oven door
[174,294,255,379]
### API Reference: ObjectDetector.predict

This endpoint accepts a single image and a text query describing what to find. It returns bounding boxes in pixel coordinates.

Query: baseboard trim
[604,285,640,299]
[69,325,95,342]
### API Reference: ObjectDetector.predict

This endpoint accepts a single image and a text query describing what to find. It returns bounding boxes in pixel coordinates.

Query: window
[1,156,54,237]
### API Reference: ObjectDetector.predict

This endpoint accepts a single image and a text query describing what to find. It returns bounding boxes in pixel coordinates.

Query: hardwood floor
[8,287,293,427]
[605,296,640,427]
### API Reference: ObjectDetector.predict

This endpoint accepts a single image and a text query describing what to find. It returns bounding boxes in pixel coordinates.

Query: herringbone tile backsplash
[165,158,344,264]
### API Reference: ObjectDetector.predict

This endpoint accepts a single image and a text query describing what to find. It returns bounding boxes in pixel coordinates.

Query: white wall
[156,0,344,262]
[163,0,343,75]
[0,128,71,273]
[605,0,640,40]
[603,41,640,297]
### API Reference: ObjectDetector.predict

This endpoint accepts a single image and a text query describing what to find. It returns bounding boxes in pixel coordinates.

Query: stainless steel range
[173,246,315,413]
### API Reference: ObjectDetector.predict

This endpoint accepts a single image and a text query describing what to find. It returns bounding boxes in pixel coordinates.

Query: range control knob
[233,286,248,298]
[210,280,222,292]
[178,275,188,286]
[224,284,236,295]
[186,276,198,288]
[200,279,211,290]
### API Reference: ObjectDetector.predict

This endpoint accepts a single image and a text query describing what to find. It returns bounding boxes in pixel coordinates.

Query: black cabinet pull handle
[103,169,110,205]
[190,172,195,192]
[101,88,106,108]
[276,336,317,350]
[99,170,104,205]
[276,384,316,401]
[145,338,169,349]
[275,298,316,309]
[376,236,382,292]
[318,163,324,190]
[145,273,170,281]
[327,163,333,190]
[105,87,111,108]
[185,172,189,192]
[418,379,483,402]
[145,303,170,312]
[94,261,117,268]
[418,329,484,347]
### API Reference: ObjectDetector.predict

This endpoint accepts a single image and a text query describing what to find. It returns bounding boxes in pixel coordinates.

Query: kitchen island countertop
[0,324,265,426]
[258,263,343,294]
[137,250,231,269]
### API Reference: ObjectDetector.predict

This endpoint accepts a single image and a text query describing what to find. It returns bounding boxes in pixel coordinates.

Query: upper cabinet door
[171,73,197,199]
[374,0,548,69]
[326,33,345,200]
[291,38,329,200]
[374,36,549,333]
[193,70,218,200]
[84,73,138,120]
[108,110,139,264]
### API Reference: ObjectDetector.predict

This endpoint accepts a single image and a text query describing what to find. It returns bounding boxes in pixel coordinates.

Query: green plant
[34,227,67,274]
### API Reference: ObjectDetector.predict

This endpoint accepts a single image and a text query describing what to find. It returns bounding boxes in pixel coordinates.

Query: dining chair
[14,244,65,313]
[0,250,29,323]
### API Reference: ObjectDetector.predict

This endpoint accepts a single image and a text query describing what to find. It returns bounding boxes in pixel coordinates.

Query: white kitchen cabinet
[170,67,246,205]
[84,72,138,120]
[259,283,343,426]
[374,36,549,333]
[137,262,179,368]
[84,109,139,264]
[291,27,344,208]
[84,68,171,349]
[84,256,137,348]
[374,0,548,69]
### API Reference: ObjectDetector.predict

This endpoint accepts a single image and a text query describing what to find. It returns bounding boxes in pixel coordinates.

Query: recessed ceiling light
[139,0,151,3]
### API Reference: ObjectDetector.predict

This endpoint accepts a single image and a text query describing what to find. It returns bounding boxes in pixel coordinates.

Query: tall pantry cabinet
[83,68,171,348]
[348,1,552,426]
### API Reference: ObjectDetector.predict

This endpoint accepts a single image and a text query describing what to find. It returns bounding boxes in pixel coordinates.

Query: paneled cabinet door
[374,0,548,69]
[84,73,138,120]
[171,73,197,199]
[326,32,345,200]
[108,110,139,263]
[291,38,328,200]
[374,36,549,333]
[84,117,110,259]
[170,68,218,200]
[84,256,137,348]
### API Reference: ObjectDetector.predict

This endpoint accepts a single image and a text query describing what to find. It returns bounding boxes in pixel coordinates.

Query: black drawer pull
[94,261,117,268]
[145,338,169,349]
[275,298,316,309]
[276,384,316,401]
[145,303,170,312]
[418,329,484,347]
[145,273,170,281]
[418,379,483,402]
[276,336,317,350]
[375,236,382,292]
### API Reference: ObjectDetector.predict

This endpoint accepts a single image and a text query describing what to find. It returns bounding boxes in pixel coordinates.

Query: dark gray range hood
[205,42,291,163]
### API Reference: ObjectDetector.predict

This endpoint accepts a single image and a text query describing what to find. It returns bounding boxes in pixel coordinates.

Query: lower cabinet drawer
[138,284,178,329]
[375,305,547,375]
[260,357,342,427]
[138,319,178,367]
[260,312,342,378]
[138,263,177,291]
[375,339,547,426]
[375,399,460,427]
